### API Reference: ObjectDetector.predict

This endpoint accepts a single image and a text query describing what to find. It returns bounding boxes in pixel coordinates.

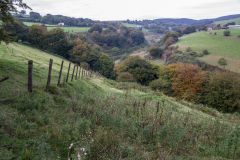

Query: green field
[23,22,90,32]
[23,22,55,27]
[215,17,240,25]
[215,29,240,36]
[1,42,240,159]
[175,31,240,72]
[47,26,90,32]
[122,23,141,28]
[122,23,149,33]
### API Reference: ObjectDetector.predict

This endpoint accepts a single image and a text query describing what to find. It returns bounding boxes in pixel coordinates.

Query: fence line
[27,58,103,92]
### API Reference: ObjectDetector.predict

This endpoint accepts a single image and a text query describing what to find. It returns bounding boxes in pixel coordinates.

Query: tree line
[15,11,94,27]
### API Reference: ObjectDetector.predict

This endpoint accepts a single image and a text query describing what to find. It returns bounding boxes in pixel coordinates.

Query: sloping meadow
[0,43,240,159]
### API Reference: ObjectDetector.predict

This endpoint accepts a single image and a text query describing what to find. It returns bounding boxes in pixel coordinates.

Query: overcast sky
[24,0,240,20]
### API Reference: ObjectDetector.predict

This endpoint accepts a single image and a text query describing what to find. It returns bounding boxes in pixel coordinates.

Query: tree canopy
[0,0,31,43]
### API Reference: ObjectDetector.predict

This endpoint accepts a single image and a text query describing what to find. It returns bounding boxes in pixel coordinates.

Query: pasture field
[122,22,142,28]
[175,31,240,72]
[121,22,149,32]
[215,29,240,36]
[23,22,90,32]
[23,22,55,27]
[215,17,240,25]
[47,26,90,32]
[1,42,240,159]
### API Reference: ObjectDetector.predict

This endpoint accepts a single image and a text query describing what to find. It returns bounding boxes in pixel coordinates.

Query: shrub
[186,47,192,52]
[115,56,158,85]
[149,78,172,95]
[117,72,135,82]
[183,26,196,34]
[203,49,210,55]
[203,72,240,112]
[149,46,163,58]
[218,57,227,68]
[224,30,230,36]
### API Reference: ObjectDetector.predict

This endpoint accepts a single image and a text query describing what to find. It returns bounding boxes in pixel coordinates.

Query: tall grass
[1,42,240,159]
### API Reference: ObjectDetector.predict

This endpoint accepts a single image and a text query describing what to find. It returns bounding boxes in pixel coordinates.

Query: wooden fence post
[82,69,84,78]
[46,59,53,90]
[71,64,76,81]
[28,60,33,92]
[78,67,81,79]
[66,62,71,83]
[75,65,78,80]
[90,70,92,78]
[57,60,64,86]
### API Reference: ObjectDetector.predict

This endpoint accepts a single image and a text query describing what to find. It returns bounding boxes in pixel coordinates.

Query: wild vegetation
[1,42,240,159]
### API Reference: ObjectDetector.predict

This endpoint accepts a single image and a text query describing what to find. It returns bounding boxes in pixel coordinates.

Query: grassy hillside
[1,43,240,159]
[175,31,240,73]
[215,17,240,25]
[23,22,90,32]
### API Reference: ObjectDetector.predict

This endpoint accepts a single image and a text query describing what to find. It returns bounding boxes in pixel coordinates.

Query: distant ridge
[149,14,240,26]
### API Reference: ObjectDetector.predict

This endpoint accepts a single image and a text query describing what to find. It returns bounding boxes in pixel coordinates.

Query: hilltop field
[215,17,240,25]
[1,42,240,159]
[175,31,240,73]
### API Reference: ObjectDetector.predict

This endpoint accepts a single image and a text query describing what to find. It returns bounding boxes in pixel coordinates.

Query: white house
[228,25,240,29]
[207,27,213,32]
[58,23,64,26]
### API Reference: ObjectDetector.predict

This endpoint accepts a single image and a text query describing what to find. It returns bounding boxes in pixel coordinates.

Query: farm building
[58,22,64,26]
[228,25,240,29]
[207,27,213,32]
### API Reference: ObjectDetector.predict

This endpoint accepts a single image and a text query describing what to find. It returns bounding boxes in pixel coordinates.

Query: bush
[224,30,230,36]
[203,49,210,55]
[115,56,158,85]
[183,26,196,34]
[218,57,227,68]
[149,78,172,95]
[117,72,135,82]
[203,72,240,113]
[149,46,163,58]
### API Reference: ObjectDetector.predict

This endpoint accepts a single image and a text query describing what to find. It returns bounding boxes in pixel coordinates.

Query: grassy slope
[175,31,240,73]
[0,43,240,159]
[23,22,90,33]
[215,17,240,25]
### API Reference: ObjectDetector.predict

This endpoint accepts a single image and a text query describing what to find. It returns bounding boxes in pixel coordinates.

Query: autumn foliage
[171,63,207,101]
[151,63,207,101]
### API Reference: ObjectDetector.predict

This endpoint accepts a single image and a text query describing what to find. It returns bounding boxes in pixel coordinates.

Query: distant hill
[151,14,240,26]
[151,18,213,26]
[215,17,240,25]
